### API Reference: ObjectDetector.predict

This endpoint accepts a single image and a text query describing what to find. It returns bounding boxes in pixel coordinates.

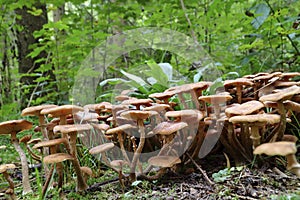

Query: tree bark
[15,2,54,108]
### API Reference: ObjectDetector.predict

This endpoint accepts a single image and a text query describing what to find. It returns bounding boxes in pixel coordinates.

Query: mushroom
[199,94,232,119]
[0,119,33,194]
[259,85,300,141]
[120,110,154,182]
[21,104,58,140]
[42,153,75,197]
[225,100,265,117]
[224,78,253,103]
[80,166,93,183]
[40,105,84,127]
[253,141,300,177]
[110,160,128,187]
[149,90,176,105]
[33,137,69,192]
[105,124,136,163]
[121,98,153,110]
[0,164,16,200]
[145,156,181,180]
[229,114,281,149]
[89,142,115,166]
[19,134,41,161]
[53,124,93,192]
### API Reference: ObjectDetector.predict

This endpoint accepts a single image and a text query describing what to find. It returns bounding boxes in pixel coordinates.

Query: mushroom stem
[42,164,55,198]
[236,85,242,104]
[271,102,286,142]
[69,134,88,192]
[11,137,32,194]
[286,154,300,177]
[26,145,41,161]
[2,172,14,191]
[250,125,261,149]
[129,119,145,182]
[117,133,130,164]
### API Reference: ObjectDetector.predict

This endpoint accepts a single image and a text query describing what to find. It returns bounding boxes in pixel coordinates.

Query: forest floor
[84,155,300,200]
[1,154,299,200]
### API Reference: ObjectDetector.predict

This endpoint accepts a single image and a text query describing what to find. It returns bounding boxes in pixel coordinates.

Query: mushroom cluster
[1,71,299,198]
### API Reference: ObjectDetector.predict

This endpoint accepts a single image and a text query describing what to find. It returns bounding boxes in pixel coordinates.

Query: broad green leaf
[99,78,127,87]
[120,69,147,86]
[145,60,169,87]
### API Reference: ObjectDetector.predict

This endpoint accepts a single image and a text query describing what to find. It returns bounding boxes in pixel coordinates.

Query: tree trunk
[15,2,54,108]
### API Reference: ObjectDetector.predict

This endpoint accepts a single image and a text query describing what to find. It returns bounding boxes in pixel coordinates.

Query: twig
[186,153,214,185]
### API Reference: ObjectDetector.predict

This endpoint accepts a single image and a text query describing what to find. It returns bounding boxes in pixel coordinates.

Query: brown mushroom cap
[106,124,136,135]
[198,94,232,104]
[252,74,274,82]
[253,141,297,156]
[229,114,280,124]
[284,100,300,112]
[110,160,128,168]
[259,85,300,102]
[40,105,84,117]
[282,135,298,143]
[121,98,153,107]
[33,138,68,149]
[274,81,300,88]
[84,102,112,112]
[74,111,99,122]
[165,109,204,121]
[152,121,188,135]
[148,156,181,168]
[120,110,154,121]
[21,104,58,116]
[149,91,176,100]
[89,142,115,154]
[43,153,74,164]
[115,95,131,101]
[0,164,16,173]
[224,78,254,88]
[53,124,92,135]
[280,72,300,80]
[92,123,110,131]
[0,120,33,135]
[143,104,171,112]
[225,100,264,117]
[19,134,32,144]
[80,166,93,176]
[28,138,42,145]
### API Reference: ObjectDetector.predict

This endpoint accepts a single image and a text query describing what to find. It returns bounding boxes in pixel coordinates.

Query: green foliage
[212,166,243,183]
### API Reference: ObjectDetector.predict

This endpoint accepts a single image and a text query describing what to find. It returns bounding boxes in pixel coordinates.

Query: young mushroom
[146,156,181,180]
[254,141,300,177]
[0,120,33,194]
[0,164,16,200]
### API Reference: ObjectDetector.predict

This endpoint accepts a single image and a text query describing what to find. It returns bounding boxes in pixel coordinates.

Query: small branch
[186,153,214,185]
